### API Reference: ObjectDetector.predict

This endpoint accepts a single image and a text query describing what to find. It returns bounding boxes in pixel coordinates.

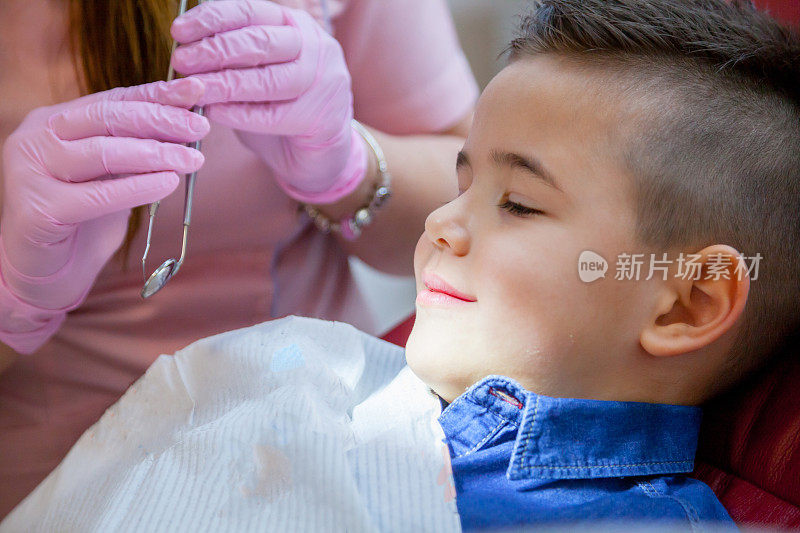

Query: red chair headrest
[694,346,800,527]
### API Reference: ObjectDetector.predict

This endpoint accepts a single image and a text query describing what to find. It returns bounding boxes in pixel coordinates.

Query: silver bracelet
[302,120,392,241]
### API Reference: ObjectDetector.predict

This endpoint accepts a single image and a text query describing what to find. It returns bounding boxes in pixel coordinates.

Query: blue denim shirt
[437,375,736,531]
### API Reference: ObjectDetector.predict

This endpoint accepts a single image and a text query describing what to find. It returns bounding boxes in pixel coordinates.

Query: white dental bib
[1,317,460,533]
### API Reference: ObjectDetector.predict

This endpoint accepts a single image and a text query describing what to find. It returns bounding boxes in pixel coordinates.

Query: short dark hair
[507,0,800,386]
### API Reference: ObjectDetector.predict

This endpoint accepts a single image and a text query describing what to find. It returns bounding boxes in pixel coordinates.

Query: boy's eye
[499,200,544,217]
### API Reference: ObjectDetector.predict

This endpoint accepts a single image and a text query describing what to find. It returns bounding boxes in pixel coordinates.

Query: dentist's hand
[0,78,208,353]
[171,0,367,204]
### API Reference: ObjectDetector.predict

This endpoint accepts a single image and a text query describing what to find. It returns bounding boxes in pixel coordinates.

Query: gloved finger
[79,78,206,110]
[205,102,300,134]
[193,61,313,106]
[50,136,204,183]
[208,100,347,142]
[54,171,181,224]
[171,0,286,43]
[49,100,210,143]
[172,25,301,75]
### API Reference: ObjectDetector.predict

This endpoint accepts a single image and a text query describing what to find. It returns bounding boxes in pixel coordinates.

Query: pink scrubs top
[0,0,478,517]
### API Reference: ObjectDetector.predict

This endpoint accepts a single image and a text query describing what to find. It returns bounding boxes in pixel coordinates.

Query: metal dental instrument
[141,0,205,299]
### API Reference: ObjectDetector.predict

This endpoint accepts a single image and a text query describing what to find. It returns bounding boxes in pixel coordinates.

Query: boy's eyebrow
[491,150,563,192]
[456,150,563,193]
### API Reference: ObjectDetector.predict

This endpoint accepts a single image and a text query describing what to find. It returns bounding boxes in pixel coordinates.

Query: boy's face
[406,55,661,403]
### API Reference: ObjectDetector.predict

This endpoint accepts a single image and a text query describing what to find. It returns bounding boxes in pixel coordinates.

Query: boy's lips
[419,272,477,303]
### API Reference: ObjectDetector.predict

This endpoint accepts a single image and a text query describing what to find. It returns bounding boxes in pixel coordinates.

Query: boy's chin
[404,334,432,384]
[406,351,470,405]
[406,344,448,398]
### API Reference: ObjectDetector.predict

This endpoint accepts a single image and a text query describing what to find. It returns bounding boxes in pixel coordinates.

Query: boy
[406,0,799,530]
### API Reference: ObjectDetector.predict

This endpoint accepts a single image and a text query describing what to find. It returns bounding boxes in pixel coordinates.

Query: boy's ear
[640,245,750,357]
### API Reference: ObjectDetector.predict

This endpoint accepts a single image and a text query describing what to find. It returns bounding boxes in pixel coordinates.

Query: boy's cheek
[492,262,571,319]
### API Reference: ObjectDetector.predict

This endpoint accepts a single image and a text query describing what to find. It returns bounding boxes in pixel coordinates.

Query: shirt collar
[437,375,702,481]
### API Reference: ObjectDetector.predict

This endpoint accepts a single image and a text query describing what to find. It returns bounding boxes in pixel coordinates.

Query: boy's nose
[424,202,470,256]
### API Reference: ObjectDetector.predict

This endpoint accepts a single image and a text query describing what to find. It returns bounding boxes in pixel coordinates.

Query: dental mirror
[141,258,177,299]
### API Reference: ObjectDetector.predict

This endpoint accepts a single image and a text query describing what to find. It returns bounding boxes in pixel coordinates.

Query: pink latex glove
[0,78,209,354]
[171,0,368,205]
